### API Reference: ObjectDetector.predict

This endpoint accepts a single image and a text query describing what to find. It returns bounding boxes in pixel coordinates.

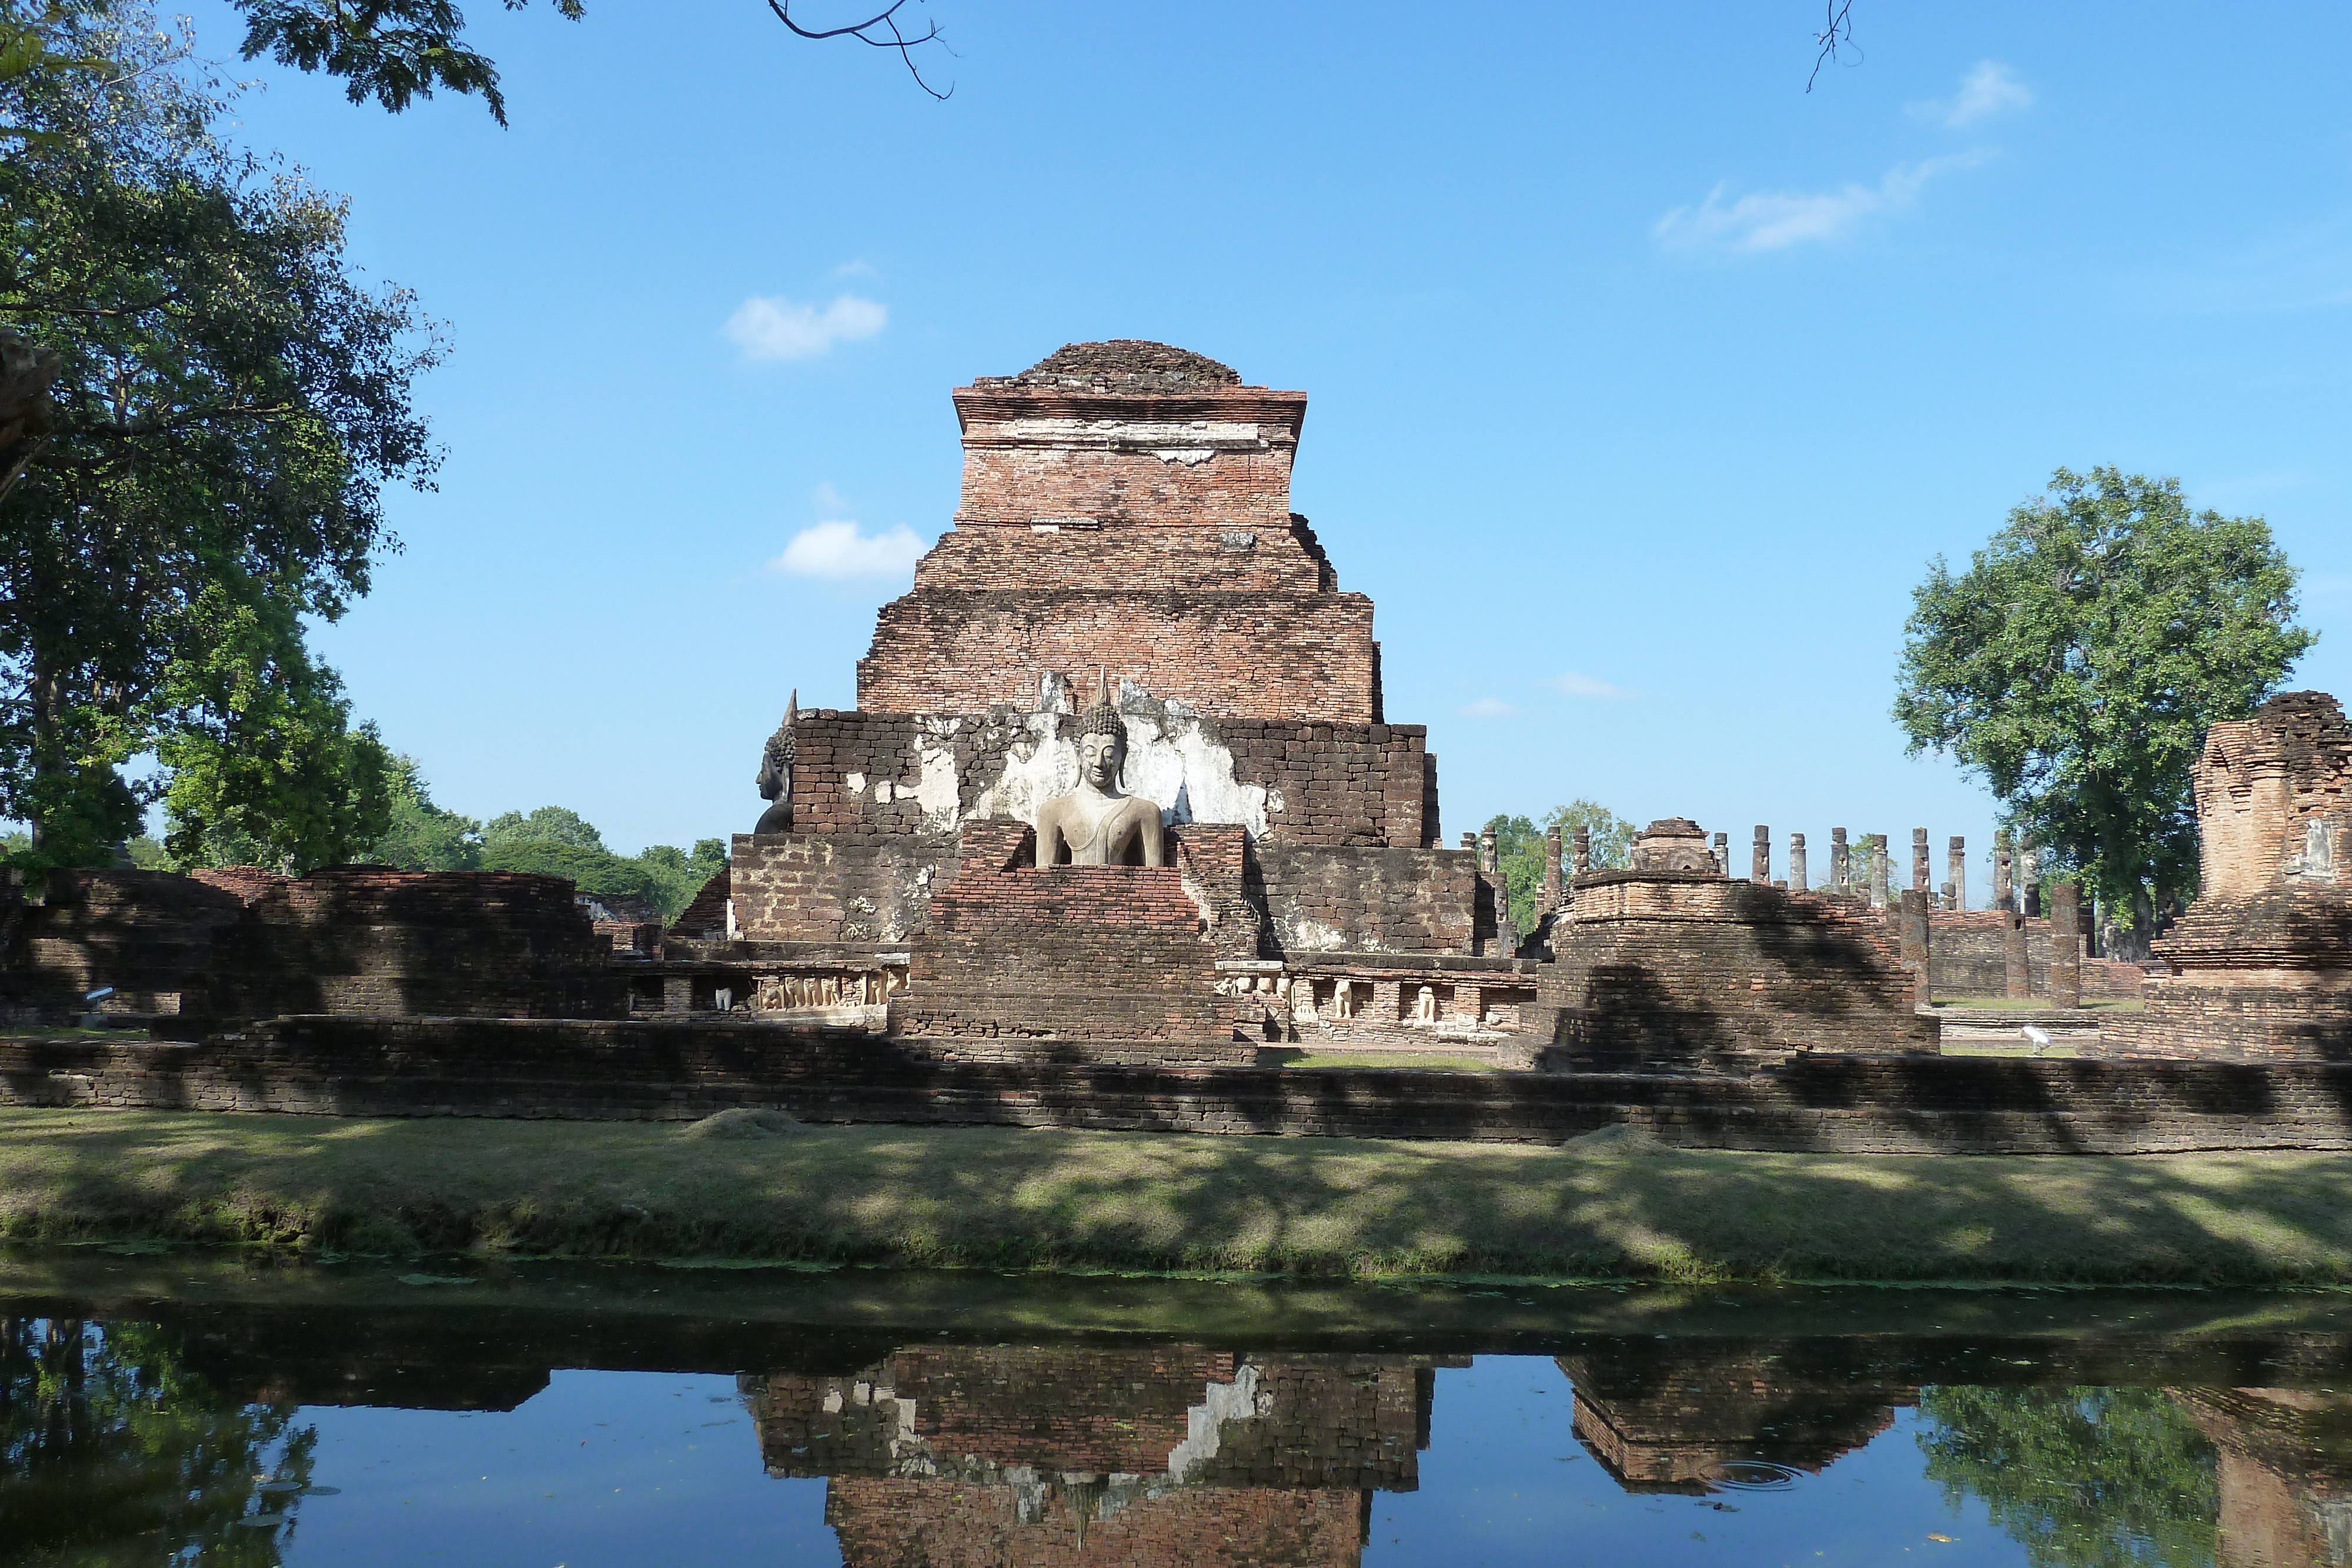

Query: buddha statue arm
[1137,805,1165,868]
[1034,808,1068,867]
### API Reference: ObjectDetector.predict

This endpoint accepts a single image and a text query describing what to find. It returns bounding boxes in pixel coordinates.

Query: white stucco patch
[844,771,866,795]
[964,706,1268,838]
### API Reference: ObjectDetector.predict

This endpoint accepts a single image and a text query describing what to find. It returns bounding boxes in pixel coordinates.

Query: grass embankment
[5,1107,2351,1285]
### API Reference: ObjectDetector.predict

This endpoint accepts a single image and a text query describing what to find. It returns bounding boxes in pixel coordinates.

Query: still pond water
[2,1256,2347,1566]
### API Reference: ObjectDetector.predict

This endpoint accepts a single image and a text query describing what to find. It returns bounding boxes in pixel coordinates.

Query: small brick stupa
[1522,818,1936,1071]
[2099,690,2352,1061]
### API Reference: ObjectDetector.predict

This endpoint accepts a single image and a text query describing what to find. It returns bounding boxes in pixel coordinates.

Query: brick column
[1947,835,1967,911]
[2003,910,2032,999]
[2049,882,2082,1007]
[1542,827,1563,914]
[1869,834,1889,908]
[1994,831,2014,912]
[1572,826,1591,877]
[1830,828,1849,891]
[1900,888,1932,1008]
[1789,832,1808,892]
[1911,828,1931,900]
[1752,825,1770,884]
[1940,881,1955,911]
[1460,831,1476,855]
[1712,831,1729,876]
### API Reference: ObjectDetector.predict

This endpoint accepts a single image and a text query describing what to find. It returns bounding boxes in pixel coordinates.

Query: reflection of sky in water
[280,1371,837,1566]
[1368,1357,2029,1568]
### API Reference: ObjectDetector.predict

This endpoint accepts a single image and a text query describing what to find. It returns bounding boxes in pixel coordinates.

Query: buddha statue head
[1074,668,1127,794]
[753,690,797,834]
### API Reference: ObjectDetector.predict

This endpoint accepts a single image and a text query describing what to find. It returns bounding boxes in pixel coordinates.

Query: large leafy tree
[482,805,724,918]
[1894,468,2313,946]
[0,6,437,873]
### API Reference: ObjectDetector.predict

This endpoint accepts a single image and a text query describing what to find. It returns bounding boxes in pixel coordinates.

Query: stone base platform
[14,1017,2352,1154]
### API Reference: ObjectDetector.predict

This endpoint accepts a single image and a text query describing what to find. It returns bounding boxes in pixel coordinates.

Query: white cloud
[833,259,882,279]
[1458,697,1518,718]
[1654,151,1990,253]
[1548,672,1634,700]
[770,520,927,579]
[725,293,887,362]
[1924,61,2033,128]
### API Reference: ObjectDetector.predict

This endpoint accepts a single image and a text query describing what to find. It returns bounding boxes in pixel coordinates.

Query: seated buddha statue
[1035,672,1166,867]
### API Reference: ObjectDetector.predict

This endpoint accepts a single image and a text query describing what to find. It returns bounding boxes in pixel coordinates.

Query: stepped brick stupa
[673,342,1531,1058]
[2097,690,2352,1060]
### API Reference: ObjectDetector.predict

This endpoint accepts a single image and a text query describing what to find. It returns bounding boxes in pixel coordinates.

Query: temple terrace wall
[22,1017,2352,1152]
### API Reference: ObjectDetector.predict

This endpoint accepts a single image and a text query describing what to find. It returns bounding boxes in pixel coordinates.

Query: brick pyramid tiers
[696,341,1528,1060]
[857,340,1377,721]
[2097,691,2352,1060]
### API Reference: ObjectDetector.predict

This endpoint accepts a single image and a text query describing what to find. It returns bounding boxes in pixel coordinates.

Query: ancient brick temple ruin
[14,343,2352,1148]
[669,340,1535,1061]
[2094,690,2352,1061]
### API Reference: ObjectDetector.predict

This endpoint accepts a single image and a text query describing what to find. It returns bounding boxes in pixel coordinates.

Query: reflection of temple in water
[1556,1345,1910,1493]
[2180,1390,2352,1568]
[744,1345,1462,1567]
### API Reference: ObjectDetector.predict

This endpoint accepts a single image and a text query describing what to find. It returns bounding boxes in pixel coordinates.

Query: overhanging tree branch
[767,0,951,99]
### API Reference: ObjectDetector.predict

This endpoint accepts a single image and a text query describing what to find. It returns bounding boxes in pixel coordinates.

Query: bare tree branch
[1806,0,1857,93]
[767,0,952,99]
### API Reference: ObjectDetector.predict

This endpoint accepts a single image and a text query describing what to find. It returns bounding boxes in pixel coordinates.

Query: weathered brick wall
[1913,910,2148,999]
[5,867,623,1023]
[24,1018,2352,1151]
[211,870,624,1020]
[2096,692,2352,1059]
[2,868,259,1017]
[1253,844,1483,957]
[2195,690,2352,901]
[857,590,1381,723]
[854,355,1384,724]
[1529,874,1937,1068]
[786,709,1433,850]
[888,822,1238,1049]
[909,512,1336,594]
[948,379,1308,532]
[727,833,941,945]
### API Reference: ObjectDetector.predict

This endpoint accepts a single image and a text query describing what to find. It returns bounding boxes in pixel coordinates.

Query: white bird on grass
[2020,1024,2054,1048]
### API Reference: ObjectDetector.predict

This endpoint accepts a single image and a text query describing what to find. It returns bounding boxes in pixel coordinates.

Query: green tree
[1485,800,1638,934]
[1917,1386,2217,1568]
[0,8,438,874]
[366,753,482,869]
[480,807,724,920]
[1894,468,2313,945]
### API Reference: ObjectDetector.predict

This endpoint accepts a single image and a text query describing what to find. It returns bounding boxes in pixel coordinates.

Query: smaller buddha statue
[754,690,797,835]
[1035,670,1166,867]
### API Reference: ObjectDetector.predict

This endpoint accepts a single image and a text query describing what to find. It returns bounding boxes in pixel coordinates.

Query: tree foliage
[1917,1386,2217,1568]
[1485,800,1637,934]
[0,1314,316,1562]
[1894,468,2313,935]
[480,805,724,918]
[0,7,437,874]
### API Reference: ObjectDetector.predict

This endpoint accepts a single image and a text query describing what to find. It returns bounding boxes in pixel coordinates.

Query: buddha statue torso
[1034,677,1165,867]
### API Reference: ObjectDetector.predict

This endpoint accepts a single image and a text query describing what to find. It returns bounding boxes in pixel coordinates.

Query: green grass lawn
[5,1108,2352,1285]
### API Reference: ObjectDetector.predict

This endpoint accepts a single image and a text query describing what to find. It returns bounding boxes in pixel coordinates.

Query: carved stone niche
[1629,818,1721,875]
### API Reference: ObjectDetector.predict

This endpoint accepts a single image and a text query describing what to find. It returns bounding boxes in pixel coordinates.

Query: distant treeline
[123,758,725,922]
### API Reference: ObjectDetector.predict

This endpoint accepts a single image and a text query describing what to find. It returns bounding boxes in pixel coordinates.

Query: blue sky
[175,0,2352,888]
